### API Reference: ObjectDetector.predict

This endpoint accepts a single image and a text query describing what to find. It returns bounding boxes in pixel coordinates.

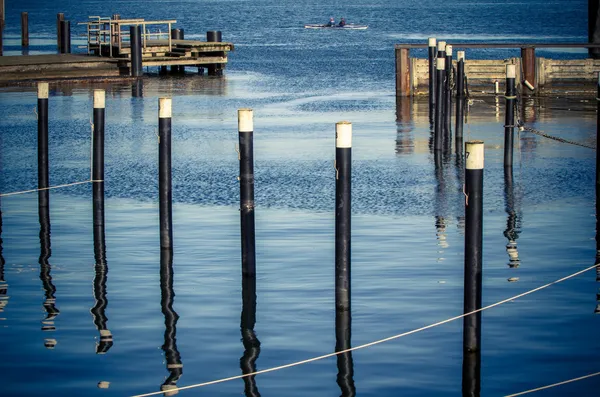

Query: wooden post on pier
[521,47,536,93]
[238,109,256,278]
[130,25,143,77]
[158,98,173,251]
[395,47,411,97]
[56,13,64,52]
[60,20,71,54]
[206,31,223,76]
[21,12,29,47]
[335,121,352,312]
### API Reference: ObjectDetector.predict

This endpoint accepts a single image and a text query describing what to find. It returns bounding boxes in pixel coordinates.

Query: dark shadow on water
[395,97,414,155]
[503,168,521,269]
[240,275,261,397]
[38,189,59,349]
[335,308,355,397]
[160,249,183,394]
[0,197,7,316]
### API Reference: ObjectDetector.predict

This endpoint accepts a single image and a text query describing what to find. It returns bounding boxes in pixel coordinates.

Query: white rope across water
[504,371,600,396]
[130,263,599,397]
[1,117,101,199]
[0,180,98,198]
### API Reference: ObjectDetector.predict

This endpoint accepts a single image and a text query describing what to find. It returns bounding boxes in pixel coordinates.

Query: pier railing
[79,17,177,58]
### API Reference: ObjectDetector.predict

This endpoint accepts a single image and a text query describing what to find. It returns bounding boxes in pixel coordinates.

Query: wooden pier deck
[0,40,233,83]
[0,16,234,84]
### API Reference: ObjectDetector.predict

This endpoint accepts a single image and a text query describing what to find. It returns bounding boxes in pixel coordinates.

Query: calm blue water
[1,0,599,396]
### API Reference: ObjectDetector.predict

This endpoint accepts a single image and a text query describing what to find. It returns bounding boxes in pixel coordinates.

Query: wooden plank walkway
[0,41,234,83]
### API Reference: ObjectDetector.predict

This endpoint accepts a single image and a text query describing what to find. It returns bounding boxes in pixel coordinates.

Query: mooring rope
[130,263,599,397]
[467,96,596,150]
[504,371,600,396]
[0,180,98,198]
[518,125,596,149]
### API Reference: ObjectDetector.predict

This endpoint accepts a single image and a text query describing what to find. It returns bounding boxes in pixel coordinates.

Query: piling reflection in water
[0,198,8,316]
[503,168,521,269]
[90,205,112,354]
[38,189,59,349]
[461,331,481,397]
[335,308,356,397]
[160,249,183,394]
[240,276,261,397]
[434,152,449,256]
[595,169,600,313]
[395,97,414,154]
[132,79,143,98]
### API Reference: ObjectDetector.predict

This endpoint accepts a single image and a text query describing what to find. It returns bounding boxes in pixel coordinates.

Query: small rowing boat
[304,23,368,30]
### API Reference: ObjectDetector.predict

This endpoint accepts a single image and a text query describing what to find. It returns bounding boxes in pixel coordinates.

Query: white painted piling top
[506,64,516,79]
[457,51,465,61]
[97,381,110,389]
[159,98,172,118]
[93,89,105,109]
[465,141,484,170]
[238,108,253,132]
[336,121,352,148]
[37,82,49,99]
[445,45,452,56]
[428,37,436,47]
[437,41,446,51]
[436,57,445,70]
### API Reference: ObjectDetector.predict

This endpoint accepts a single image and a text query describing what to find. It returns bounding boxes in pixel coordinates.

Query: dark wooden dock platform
[0,16,234,84]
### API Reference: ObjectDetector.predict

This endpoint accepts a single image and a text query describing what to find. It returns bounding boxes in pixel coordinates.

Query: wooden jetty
[395,43,600,97]
[0,16,234,83]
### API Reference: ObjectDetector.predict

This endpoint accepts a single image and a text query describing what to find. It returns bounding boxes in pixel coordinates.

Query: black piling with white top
[444,44,453,145]
[463,141,484,353]
[434,57,445,151]
[428,37,437,115]
[238,109,256,278]
[504,65,516,168]
[92,90,105,236]
[37,82,49,209]
[159,98,173,251]
[335,122,352,312]
[455,51,465,157]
